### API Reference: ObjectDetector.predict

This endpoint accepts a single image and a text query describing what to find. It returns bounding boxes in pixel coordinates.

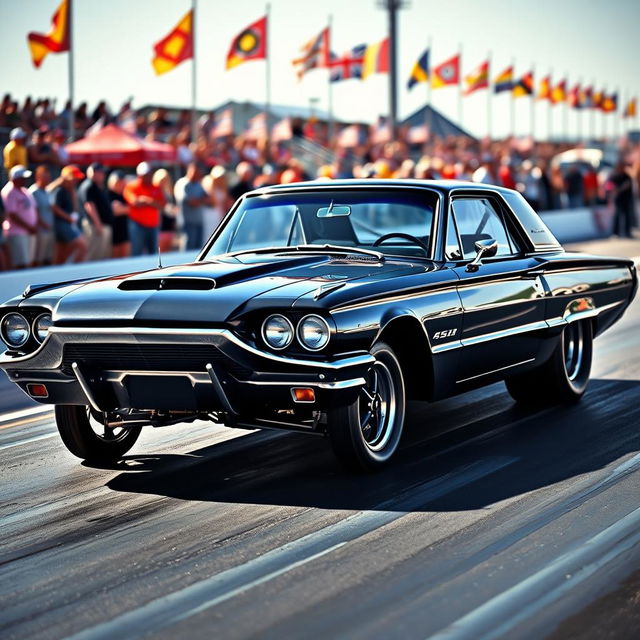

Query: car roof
[248,179,519,198]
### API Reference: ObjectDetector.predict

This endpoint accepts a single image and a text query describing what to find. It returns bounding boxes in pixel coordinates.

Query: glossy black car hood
[43,253,436,324]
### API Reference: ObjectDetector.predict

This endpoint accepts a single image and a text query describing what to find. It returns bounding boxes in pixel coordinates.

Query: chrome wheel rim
[87,408,132,443]
[358,360,397,452]
[563,322,584,382]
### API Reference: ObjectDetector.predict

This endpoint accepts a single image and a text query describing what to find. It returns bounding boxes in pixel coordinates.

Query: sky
[1,0,639,140]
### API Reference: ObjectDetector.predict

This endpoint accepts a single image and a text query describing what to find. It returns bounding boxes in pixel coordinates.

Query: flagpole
[425,36,432,148]
[191,0,197,143]
[509,57,515,138]
[530,63,535,141]
[563,72,569,142]
[265,2,271,160]
[327,14,334,147]
[547,70,552,142]
[487,51,492,140]
[576,78,582,143]
[458,42,463,134]
[590,78,596,143]
[68,0,74,141]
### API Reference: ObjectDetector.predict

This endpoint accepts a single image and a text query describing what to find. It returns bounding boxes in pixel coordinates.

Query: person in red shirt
[123,162,165,256]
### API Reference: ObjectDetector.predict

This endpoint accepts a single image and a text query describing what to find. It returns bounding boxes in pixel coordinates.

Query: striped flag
[27,0,70,68]
[463,60,489,95]
[362,38,390,80]
[512,71,534,98]
[292,28,330,80]
[493,66,513,93]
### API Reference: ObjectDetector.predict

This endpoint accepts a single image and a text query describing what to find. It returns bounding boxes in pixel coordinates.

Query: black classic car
[0,180,637,470]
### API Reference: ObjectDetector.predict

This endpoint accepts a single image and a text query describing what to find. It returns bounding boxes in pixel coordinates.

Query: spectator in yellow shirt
[3,127,28,173]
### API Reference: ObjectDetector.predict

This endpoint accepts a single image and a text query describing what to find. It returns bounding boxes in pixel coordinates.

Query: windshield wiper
[224,244,385,261]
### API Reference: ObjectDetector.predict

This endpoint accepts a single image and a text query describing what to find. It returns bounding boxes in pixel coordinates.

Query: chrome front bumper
[0,327,372,412]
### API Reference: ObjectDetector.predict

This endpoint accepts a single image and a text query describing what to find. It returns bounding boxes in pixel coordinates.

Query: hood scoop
[118,277,216,292]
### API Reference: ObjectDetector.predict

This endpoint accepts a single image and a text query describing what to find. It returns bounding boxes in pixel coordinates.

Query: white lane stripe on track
[0,405,52,425]
[0,432,57,451]
[429,506,640,640]
[67,455,517,640]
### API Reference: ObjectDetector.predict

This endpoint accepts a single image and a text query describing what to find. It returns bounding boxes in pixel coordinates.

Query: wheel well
[377,316,433,401]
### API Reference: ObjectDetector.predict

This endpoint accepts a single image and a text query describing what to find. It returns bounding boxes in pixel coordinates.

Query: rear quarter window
[502,191,561,250]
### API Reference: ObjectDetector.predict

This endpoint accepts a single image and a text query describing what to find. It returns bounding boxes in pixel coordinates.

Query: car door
[447,191,547,386]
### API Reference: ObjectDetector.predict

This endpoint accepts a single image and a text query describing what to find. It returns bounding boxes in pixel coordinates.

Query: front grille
[62,343,251,378]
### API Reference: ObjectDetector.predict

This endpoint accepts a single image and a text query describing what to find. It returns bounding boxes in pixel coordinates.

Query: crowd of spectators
[0,93,638,271]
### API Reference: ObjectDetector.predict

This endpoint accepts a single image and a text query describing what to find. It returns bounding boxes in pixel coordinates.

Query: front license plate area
[123,375,196,410]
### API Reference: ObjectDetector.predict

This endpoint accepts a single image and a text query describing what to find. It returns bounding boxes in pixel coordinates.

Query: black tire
[55,405,142,462]
[506,319,593,406]
[327,341,406,472]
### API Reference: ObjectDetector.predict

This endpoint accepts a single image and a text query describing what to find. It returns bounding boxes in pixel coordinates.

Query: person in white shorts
[0,165,38,269]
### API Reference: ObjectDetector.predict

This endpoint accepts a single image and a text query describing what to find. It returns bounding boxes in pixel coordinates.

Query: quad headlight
[1,313,30,348]
[297,315,330,351]
[262,314,294,350]
[33,313,53,343]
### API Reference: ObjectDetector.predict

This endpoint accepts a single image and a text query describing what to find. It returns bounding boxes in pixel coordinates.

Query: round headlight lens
[34,313,53,343]
[262,314,294,350]
[1,313,30,348]
[297,315,330,351]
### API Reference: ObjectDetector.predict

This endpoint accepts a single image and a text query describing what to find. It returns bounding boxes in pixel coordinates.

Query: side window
[451,198,518,259]
[445,211,462,260]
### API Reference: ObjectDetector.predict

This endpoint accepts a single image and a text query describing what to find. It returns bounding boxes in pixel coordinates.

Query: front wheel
[55,405,142,462]
[327,341,406,472]
[506,319,593,406]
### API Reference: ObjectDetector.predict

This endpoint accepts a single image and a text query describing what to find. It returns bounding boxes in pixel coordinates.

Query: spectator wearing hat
[51,165,88,264]
[3,128,28,176]
[0,166,38,269]
[78,162,113,261]
[107,171,130,259]
[28,166,55,266]
[123,162,165,256]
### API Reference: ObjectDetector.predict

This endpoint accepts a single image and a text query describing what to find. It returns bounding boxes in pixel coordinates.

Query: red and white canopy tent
[65,124,176,167]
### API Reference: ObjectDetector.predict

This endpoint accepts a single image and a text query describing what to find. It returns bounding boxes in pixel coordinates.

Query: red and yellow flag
[362,38,390,80]
[624,98,637,118]
[431,53,460,89]
[226,16,267,70]
[537,76,551,101]
[27,0,70,68]
[152,10,193,75]
[550,79,567,105]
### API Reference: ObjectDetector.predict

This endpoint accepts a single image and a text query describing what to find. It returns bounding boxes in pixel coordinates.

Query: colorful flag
[601,93,618,113]
[537,76,551,101]
[512,71,533,98]
[581,86,594,109]
[624,98,637,118]
[152,10,193,75]
[463,60,489,95]
[245,112,268,140]
[431,54,460,89]
[27,0,70,68]
[329,44,366,82]
[550,79,566,104]
[493,66,513,93]
[292,27,330,80]
[362,38,390,80]
[592,89,604,110]
[212,108,234,138]
[567,84,581,109]
[272,117,293,142]
[407,49,429,90]
[226,16,267,70]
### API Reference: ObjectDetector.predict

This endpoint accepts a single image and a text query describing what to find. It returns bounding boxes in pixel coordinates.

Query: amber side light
[292,387,315,403]
[27,383,48,398]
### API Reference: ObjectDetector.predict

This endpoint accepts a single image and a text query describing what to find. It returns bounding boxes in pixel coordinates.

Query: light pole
[377,0,409,139]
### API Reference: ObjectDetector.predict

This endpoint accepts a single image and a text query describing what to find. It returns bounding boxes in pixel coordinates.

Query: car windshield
[203,189,437,259]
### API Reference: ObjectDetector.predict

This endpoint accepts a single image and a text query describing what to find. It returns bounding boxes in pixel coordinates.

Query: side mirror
[466,238,498,272]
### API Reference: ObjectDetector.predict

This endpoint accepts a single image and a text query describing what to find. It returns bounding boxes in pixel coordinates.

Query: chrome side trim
[242,377,366,390]
[206,363,237,415]
[460,321,549,348]
[456,358,535,384]
[547,300,623,327]
[71,362,103,412]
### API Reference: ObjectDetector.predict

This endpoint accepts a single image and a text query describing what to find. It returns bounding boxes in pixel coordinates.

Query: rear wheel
[506,319,593,405]
[55,405,142,462]
[327,341,405,471]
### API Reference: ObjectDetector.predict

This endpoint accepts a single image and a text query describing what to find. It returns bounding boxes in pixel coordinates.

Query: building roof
[401,104,474,140]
